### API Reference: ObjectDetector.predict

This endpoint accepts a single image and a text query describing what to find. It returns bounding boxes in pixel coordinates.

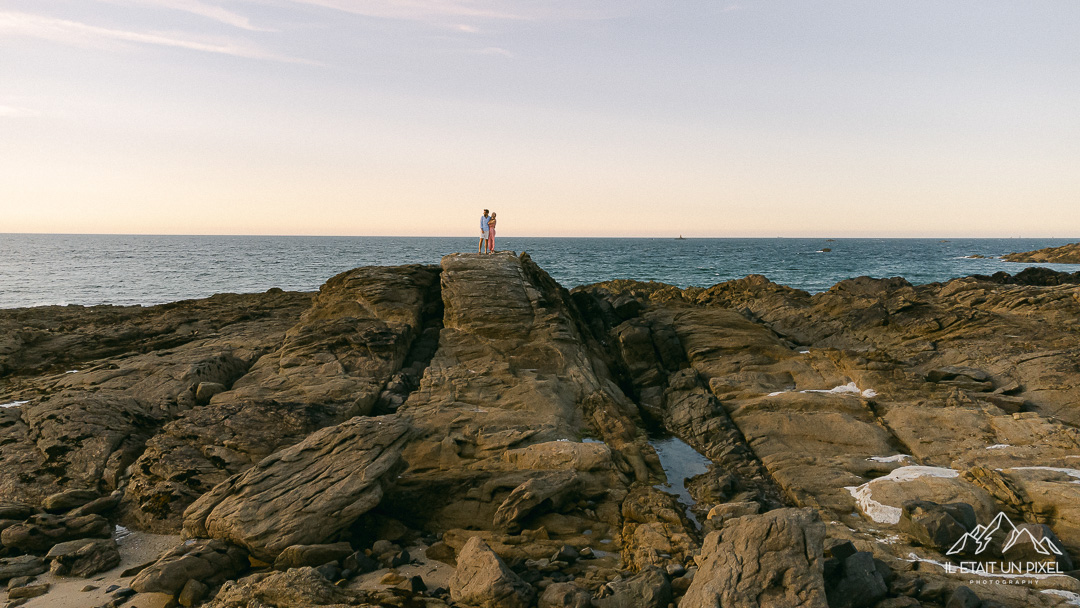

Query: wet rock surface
[3,257,1080,606]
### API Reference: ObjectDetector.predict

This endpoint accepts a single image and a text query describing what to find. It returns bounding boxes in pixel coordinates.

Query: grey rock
[0,513,111,553]
[46,537,122,577]
[825,551,887,608]
[945,585,980,608]
[0,556,47,583]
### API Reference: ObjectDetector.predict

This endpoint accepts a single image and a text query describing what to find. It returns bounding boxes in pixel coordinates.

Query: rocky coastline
[1002,242,1080,264]
[3,252,1080,608]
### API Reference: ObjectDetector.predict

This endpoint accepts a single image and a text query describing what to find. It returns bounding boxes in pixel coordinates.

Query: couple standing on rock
[479,209,497,254]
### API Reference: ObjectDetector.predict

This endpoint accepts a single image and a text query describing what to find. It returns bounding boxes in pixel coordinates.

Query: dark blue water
[0,234,1077,309]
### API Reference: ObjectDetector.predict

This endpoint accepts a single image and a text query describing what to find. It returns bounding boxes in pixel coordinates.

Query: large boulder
[681,508,828,608]
[0,555,47,582]
[208,566,442,608]
[449,536,535,608]
[43,489,100,513]
[0,513,111,553]
[825,551,888,608]
[272,542,354,570]
[539,582,592,608]
[898,501,976,551]
[209,567,352,607]
[183,415,410,562]
[131,539,249,597]
[121,266,437,531]
[46,537,121,576]
[492,471,581,532]
[594,566,671,608]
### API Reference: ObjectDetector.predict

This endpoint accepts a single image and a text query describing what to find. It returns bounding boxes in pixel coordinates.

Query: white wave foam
[0,401,29,408]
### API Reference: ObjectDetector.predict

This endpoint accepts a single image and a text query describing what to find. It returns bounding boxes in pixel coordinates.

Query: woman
[486,212,497,253]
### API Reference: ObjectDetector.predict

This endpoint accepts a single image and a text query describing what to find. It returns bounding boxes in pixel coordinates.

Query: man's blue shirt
[481,215,490,231]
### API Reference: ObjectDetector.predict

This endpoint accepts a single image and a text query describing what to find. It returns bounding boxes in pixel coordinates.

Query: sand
[3,528,180,608]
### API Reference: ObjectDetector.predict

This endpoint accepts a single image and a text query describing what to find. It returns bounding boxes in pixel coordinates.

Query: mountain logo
[946,512,1063,557]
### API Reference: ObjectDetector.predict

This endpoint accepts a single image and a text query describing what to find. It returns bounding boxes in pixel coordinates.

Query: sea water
[0,234,1077,309]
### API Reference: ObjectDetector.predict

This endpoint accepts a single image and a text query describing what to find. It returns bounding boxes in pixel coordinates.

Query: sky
[1,1,1078,238]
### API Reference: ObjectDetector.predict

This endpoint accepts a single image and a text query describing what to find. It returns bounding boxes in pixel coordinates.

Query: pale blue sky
[2,1,1078,237]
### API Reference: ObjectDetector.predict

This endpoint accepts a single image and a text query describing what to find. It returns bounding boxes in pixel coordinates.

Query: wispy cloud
[279,0,521,20]
[99,0,274,32]
[0,11,315,64]
[274,0,625,22]
[470,46,514,58]
[0,105,39,118]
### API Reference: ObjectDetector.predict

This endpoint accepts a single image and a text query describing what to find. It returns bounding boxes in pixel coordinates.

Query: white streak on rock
[1008,466,1080,484]
[867,454,911,463]
[801,382,877,398]
[846,466,959,524]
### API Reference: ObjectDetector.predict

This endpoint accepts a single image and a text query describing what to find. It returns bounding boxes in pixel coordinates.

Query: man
[479,209,490,254]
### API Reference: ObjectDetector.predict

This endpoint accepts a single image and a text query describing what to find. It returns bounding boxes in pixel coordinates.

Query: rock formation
[3,254,1080,606]
[1003,242,1080,264]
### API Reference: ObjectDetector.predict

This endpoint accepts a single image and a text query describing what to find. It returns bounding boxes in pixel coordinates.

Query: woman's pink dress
[487,220,496,252]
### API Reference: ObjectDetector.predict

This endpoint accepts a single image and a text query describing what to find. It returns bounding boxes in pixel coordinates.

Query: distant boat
[675,235,686,240]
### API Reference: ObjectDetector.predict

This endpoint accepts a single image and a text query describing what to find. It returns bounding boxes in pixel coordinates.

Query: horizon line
[2,232,1078,240]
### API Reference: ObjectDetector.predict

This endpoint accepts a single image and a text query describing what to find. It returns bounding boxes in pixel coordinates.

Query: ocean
[1,234,1077,309]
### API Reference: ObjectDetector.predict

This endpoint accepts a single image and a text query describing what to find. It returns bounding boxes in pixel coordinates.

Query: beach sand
[4,529,179,608]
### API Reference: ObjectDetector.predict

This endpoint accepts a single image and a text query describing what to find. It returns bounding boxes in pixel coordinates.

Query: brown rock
[131,539,248,596]
[1003,242,1080,264]
[681,508,827,608]
[449,536,535,608]
[271,542,354,570]
[0,513,111,553]
[8,582,49,599]
[183,415,410,562]
[46,537,121,576]
[0,556,47,583]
